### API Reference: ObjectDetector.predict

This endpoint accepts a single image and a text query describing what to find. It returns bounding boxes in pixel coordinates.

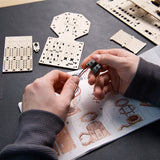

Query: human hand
[22,70,79,121]
[81,49,139,99]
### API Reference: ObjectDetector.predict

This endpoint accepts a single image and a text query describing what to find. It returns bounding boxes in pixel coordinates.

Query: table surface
[0,0,160,160]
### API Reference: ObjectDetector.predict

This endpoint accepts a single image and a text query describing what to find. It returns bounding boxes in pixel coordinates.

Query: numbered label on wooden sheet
[2,36,33,72]
[97,0,160,45]
[39,12,91,69]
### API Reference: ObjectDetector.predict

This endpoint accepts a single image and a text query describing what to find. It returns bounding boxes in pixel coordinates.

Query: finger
[88,70,96,85]
[60,76,80,104]
[81,50,108,69]
[108,68,120,93]
[92,53,124,70]
[99,72,110,85]
[94,76,105,98]
[103,83,112,93]
[105,49,131,57]
[81,49,131,70]
[43,70,71,86]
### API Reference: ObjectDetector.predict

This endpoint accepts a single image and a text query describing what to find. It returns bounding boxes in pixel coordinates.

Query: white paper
[55,45,160,160]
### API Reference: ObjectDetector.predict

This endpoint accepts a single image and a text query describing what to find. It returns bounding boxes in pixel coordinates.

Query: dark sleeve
[0,110,64,160]
[124,58,160,106]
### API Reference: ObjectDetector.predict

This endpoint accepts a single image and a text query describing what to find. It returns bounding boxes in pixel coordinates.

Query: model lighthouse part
[39,12,91,69]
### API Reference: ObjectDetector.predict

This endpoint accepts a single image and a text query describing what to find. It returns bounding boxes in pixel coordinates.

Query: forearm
[0,110,64,160]
[124,58,160,106]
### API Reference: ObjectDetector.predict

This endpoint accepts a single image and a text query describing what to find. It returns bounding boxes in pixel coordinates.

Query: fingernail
[72,76,79,84]
[92,54,100,61]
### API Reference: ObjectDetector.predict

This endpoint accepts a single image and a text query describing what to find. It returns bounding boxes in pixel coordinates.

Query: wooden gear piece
[2,36,33,72]
[110,30,146,54]
[97,0,160,45]
[39,12,91,69]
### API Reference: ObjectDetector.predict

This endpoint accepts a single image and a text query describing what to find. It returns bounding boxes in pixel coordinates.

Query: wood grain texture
[0,0,45,8]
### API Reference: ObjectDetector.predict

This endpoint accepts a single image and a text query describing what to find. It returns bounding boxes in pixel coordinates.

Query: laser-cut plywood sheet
[130,0,160,21]
[110,30,146,54]
[97,0,160,45]
[39,37,84,69]
[50,12,91,40]
[39,12,91,69]
[0,0,45,8]
[2,36,33,72]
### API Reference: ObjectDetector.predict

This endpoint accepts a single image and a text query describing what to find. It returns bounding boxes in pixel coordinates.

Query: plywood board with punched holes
[97,0,160,45]
[39,12,91,69]
[130,0,160,21]
[110,30,146,54]
[2,36,33,72]
[39,37,84,69]
[50,12,91,40]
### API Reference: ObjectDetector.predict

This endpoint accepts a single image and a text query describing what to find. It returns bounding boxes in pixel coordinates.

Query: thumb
[92,53,123,70]
[61,76,80,102]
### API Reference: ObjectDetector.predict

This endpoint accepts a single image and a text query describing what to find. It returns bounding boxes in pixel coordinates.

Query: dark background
[0,0,160,159]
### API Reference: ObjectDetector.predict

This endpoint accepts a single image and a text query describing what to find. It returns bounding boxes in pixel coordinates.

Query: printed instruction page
[54,45,160,160]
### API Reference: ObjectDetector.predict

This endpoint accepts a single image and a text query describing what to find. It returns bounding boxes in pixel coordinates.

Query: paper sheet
[55,45,160,160]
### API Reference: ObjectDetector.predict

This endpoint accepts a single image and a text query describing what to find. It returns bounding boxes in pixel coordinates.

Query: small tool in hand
[77,59,102,78]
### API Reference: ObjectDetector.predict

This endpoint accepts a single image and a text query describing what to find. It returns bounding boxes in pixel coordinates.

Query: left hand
[22,70,79,121]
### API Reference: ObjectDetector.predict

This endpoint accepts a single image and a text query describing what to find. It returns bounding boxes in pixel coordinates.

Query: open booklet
[54,45,160,160]
[18,45,160,160]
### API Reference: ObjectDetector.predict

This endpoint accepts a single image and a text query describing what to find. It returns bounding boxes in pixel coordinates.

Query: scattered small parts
[33,42,40,53]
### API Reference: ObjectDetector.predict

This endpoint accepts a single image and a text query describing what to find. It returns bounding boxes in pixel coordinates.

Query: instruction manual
[54,45,160,160]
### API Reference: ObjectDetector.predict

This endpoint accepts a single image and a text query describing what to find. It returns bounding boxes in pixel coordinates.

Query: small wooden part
[110,30,146,54]
[2,36,33,72]
[33,42,40,53]
[97,0,160,45]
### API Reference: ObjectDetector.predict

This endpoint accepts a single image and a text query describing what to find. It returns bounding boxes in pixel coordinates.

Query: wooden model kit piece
[2,36,33,72]
[130,0,160,21]
[110,30,146,54]
[33,42,40,53]
[39,12,91,69]
[97,0,160,45]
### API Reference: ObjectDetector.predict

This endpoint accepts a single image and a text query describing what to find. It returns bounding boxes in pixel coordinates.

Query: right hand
[81,49,140,99]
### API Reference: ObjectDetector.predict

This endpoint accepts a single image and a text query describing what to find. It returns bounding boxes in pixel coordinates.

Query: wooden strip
[0,0,45,8]
[0,74,3,100]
